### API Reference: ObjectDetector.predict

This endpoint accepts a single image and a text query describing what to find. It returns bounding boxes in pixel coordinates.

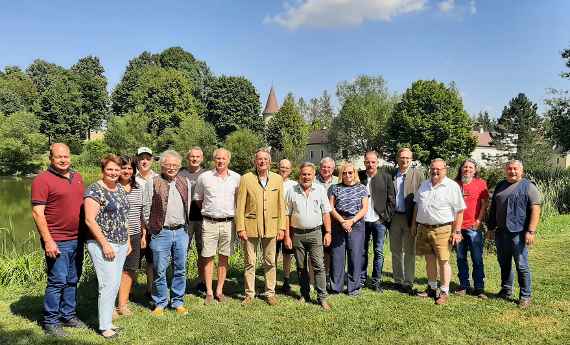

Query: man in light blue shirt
[285,162,332,310]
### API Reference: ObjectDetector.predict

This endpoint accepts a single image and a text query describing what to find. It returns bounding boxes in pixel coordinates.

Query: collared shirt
[394,169,406,212]
[315,174,338,192]
[414,177,466,225]
[179,167,206,220]
[164,180,186,226]
[283,179,298,193]
[286,183,332,229]
[193,169,241,218]
[135,170,158,189]
[364,173,380,222]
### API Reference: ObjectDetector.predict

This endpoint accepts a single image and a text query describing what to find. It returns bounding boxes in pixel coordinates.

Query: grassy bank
[1,215,569,345]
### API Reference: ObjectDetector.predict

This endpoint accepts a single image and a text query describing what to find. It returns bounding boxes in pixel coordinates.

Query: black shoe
[195,281,206,294]
[282,279,291,295]
[496,289,513,300]
[43,324,68,337]
[372,284,384,293]
[62,317,88,329]
[401,285,415,296]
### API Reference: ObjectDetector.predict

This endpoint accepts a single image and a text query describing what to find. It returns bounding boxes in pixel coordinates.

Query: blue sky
[1,0,568,117]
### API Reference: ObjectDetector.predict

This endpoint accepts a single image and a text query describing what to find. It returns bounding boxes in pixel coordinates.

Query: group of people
[31,143,541,338]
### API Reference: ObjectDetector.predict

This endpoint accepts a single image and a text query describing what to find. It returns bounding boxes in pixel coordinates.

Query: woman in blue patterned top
[328,162,369,296]
[117,155,146,317]
[84,154,130,339]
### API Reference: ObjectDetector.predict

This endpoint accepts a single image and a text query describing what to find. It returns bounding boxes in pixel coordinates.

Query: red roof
[473,130,492,147]
[308,129,329,145]
[263,86,280,115]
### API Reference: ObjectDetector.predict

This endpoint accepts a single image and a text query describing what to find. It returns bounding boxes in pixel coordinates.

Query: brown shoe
[320,300,332,311]
[518,298,531,309]
[266,295,278,306]
[117,305,133,316]
[175,306,188,315]
[241,296,254,306]
[215,294,225,303]
[472,289,488,300]
[435,292,449,305]
[204,295,214,305]
[454,288,467,296]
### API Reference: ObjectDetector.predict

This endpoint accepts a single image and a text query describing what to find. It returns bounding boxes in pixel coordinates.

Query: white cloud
[265,0,428,30]
[437,0,455,13]
[469,0,477,15]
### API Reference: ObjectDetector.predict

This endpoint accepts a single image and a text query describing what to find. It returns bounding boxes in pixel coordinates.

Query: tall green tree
[0,111,48,174]
[168,114,218,160]
[33,73,85,152]
[493,93,551,168]
[472,110,496,131]
[0,66,38,114]
[266,93,309,163]
[546,46,570,152]
[386,80,476,165]
[104,113,156,155]
[203,75,263,138]
[224,128,265,174]
[158,47,212,96]
[26,59,67,95]
[329,75,397,159]
[70,56,109,138]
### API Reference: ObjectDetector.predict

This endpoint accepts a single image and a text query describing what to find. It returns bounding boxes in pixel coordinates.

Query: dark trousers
[292,227,327,302]
[360,221,387,287]
[496,229,532,299]
[43,239,83,326]
[330,220,365,295]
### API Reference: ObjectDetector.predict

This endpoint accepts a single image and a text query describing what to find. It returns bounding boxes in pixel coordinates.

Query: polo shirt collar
[47,165,75,182]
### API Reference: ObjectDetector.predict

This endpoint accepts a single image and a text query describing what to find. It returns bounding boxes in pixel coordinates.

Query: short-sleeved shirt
[286,183,332,229]
[328,183,368,218]
[315,175,338,192]
[84,182,129,244]
[125,186,144,235]
[494,180,541,229]
[283,179,298,193]
[414,177,466,225]
[193,169,241,218]
[31,167,85,241]
[458,178,489,229]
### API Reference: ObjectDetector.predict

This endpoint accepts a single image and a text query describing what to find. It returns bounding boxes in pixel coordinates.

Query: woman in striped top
[117,156,146,317]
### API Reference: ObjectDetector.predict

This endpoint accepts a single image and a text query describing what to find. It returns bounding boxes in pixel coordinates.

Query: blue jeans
[456,228,485,290]
[361,221,386,287]
[87,240,128,331]
[495,229,532,299]
[43,239,83,326]
[330,220,365,295]
[151,227,189,309]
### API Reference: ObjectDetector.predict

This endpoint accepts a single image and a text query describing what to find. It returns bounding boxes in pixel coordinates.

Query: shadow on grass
[0,326,98,345]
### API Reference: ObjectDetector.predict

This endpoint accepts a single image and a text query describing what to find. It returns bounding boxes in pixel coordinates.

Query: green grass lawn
[2,215,570,345]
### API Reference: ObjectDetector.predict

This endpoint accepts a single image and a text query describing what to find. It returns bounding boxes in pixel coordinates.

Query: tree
[546,46,570,152]
[25,59,67,95]
[33,73,85,152]
[224,129,265,174]
[329,75,397,159]
[386,80,477,165]
[168,114,218,160]
[266,93,309,163]
[472,110,496,131]
[302,90,335,130]
[111,51,159,115]
[203,75,263,138]
[493,93,551,169]
[0,66,38,114]
[158,47,212,97]
[128,66,200,136]
[104,113,156,156]
[0,111,48,174]
[70,56,109,138]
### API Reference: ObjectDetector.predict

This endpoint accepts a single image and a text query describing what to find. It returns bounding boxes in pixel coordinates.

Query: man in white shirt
[193,148,240,304]
[412,158,466,305]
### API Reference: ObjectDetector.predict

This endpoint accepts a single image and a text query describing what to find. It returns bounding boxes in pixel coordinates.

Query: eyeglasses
[162,164,180,170]
[342,171,354,175]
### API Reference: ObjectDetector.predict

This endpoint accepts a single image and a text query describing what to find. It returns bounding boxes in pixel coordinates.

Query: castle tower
[262,86,280,124]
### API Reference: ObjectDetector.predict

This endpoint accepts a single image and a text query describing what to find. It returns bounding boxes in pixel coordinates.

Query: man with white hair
[144,150,191,316]
[487,160,541,308]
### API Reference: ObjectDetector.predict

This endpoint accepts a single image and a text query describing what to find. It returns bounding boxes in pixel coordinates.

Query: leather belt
[163,224,185,230]
[418,222,453,229]
[203,215,234,222]
[292,226,321,234]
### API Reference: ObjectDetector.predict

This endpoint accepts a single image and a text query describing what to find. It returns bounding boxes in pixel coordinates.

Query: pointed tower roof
[263,86,280,115]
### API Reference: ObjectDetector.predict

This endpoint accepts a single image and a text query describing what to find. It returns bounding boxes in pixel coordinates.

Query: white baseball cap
[137,147,153,156]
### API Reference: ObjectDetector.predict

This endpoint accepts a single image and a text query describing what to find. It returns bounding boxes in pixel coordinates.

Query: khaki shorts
[415,224,452,261]
[201,218,235,257]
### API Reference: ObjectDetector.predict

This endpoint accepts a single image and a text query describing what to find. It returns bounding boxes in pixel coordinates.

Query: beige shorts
[415,224,452,261]
[201,218,235,257]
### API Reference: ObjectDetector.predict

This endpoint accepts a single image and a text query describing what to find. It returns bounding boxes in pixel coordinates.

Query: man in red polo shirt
[31,143,87,337]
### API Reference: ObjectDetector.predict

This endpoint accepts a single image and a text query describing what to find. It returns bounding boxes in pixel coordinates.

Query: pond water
[0,175,97,254]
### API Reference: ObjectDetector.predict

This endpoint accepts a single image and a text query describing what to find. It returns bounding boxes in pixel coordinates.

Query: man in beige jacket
[235,148,287,306]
